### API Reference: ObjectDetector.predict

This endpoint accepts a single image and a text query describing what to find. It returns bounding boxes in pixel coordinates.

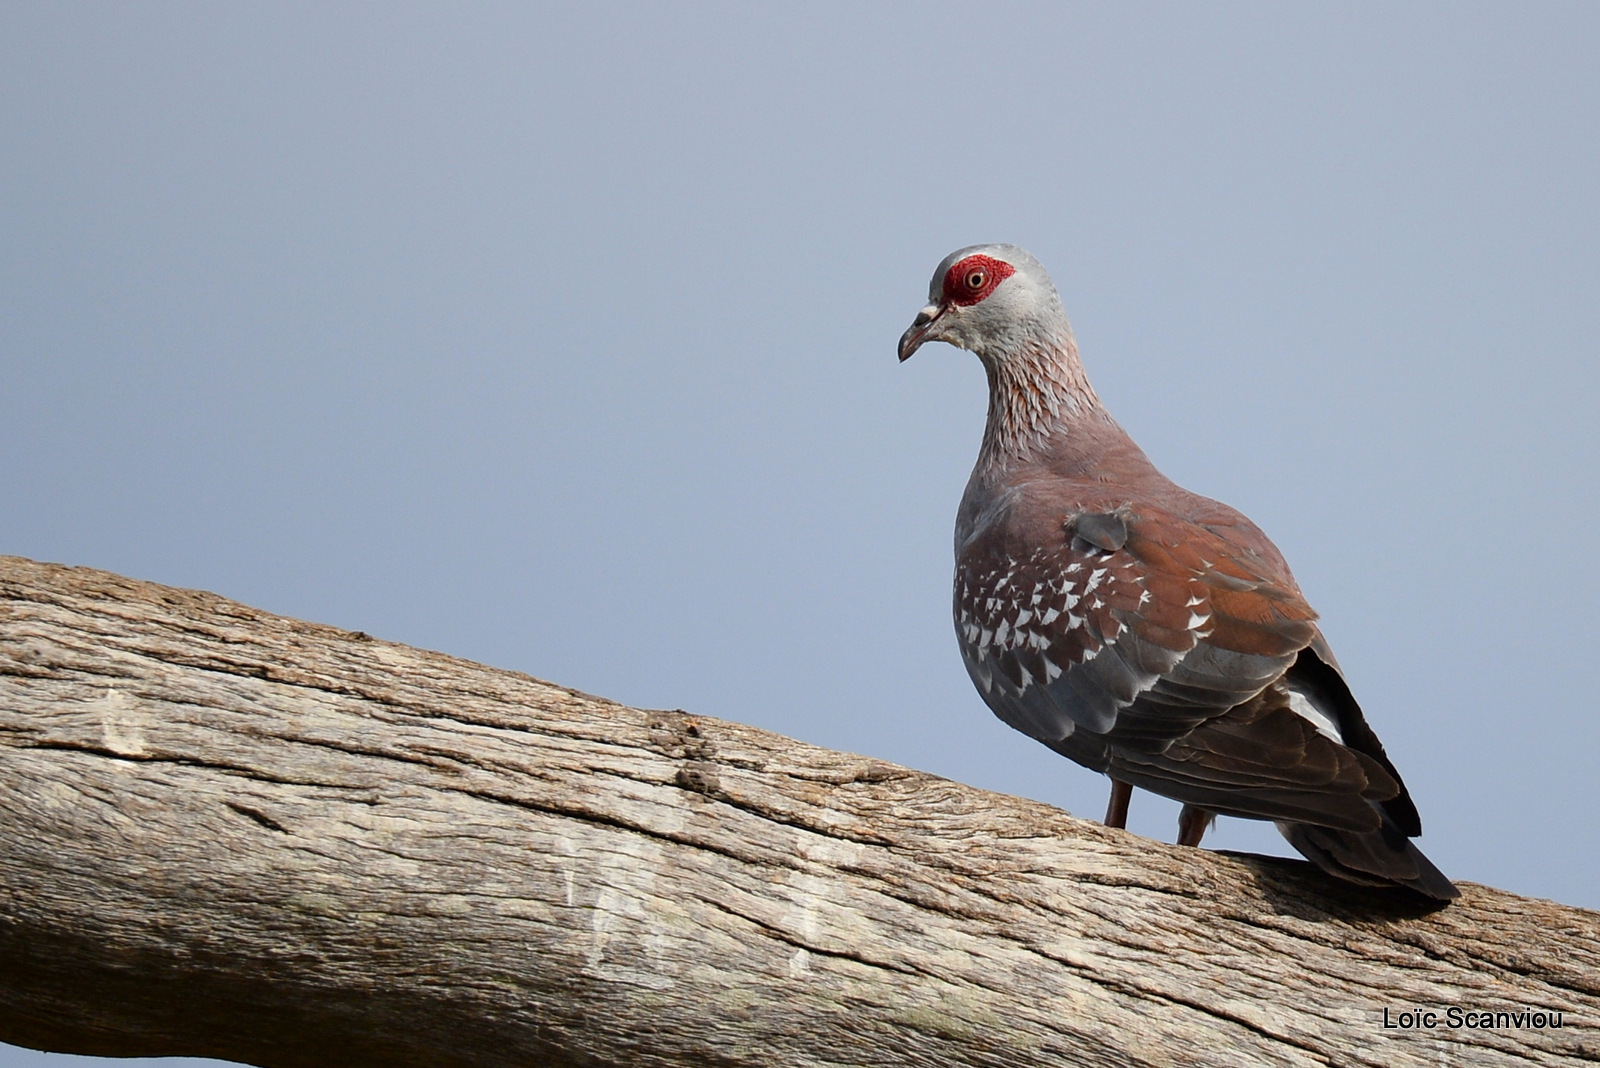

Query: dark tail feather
[1277,812,1459,901]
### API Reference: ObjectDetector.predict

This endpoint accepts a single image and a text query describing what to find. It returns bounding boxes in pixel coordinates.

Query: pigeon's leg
[1177,804,1215,847]
[1104,778,1132,829]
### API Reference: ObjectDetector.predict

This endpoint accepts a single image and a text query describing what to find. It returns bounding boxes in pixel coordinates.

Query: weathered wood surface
[0,556,1595,1068]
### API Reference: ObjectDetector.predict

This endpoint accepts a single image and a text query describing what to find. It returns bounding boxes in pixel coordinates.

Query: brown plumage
[900,243,1456,900]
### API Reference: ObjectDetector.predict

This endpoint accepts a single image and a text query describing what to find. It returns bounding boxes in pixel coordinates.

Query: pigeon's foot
[1104,778,1131,829]
[1177,804,1215,847]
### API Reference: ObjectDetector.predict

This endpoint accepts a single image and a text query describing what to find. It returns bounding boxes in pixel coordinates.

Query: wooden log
[0,555,1595,1067]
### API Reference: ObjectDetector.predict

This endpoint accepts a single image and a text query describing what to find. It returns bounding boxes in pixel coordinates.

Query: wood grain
[0,555,1595,1067]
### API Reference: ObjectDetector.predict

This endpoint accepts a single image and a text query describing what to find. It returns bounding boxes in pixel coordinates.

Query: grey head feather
[921,244,1074,362]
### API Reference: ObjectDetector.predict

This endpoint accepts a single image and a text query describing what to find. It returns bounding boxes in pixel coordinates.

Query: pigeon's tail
[1277,812,1459,901]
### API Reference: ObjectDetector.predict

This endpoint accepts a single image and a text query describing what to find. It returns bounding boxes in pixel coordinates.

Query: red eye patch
[942,254,1016,306]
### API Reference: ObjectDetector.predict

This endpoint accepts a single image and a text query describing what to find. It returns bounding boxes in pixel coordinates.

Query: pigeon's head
[898,244,1068,363]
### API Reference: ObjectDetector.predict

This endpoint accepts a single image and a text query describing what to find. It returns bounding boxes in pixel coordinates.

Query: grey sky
[2,4,1597,1064]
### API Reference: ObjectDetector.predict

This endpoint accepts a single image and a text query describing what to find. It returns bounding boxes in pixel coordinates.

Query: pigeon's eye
[943,253,1015,306]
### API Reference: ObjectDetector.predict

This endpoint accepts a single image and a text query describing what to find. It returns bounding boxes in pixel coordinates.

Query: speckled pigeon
[899,244,1457,900]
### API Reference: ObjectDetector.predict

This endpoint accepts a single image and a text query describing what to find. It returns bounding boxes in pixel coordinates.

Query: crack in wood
[224,801,291,834]
[691,893,929,980]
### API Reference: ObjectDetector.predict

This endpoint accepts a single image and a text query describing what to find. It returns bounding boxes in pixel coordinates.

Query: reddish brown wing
[1108,682,1402,831]
[955,503,1318,751]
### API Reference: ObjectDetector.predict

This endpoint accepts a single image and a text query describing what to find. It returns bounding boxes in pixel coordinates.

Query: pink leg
[1104,779,1132,829]
[1177,804,1215,848]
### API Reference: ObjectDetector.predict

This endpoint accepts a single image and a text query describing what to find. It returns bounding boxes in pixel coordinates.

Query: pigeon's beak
[898,303,945,362]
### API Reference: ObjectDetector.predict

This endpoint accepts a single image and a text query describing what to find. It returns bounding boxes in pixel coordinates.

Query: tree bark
[0,556,1595,1068]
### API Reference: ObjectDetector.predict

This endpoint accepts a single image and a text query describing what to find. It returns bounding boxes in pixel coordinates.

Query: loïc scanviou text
[1382,1006,1563,1030]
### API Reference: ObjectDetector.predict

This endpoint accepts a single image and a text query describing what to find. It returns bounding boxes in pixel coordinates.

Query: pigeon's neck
[976,331,1110,473]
